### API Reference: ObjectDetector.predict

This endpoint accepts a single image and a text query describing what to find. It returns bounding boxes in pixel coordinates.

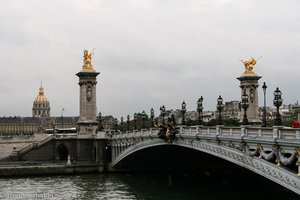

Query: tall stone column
[76,50,100,138]
[237,58,262,125]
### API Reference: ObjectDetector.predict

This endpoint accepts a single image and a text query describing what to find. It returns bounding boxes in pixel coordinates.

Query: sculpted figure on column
[241,57,261,75]
[83,49,95,69]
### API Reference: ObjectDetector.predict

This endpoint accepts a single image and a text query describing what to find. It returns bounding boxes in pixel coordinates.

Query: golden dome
[34,86,49,103]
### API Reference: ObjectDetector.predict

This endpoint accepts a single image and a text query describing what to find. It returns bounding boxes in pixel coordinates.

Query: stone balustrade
[111,126,300,140]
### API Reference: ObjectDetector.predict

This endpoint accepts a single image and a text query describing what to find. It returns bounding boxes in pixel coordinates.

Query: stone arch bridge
[106,125,300,195]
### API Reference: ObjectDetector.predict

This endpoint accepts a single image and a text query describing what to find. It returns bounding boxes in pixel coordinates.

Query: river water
[0,170,298,200]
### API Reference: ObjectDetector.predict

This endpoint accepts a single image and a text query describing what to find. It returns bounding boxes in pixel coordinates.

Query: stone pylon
[237,58,262,125]
[76,49,100,138]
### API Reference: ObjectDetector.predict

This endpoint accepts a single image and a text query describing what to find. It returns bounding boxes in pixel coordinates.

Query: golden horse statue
[240,57,261,75]
[83,49,95,69]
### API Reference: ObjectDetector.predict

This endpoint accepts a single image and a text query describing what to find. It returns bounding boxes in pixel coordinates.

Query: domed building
[32,85,50,117]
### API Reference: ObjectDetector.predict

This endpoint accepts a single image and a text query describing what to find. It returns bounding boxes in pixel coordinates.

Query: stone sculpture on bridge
[240,57,261,75]
[77,49,100,138]
[83,49,95,70]
[157,114,178,143]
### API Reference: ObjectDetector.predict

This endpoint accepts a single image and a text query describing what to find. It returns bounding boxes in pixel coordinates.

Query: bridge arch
[111,138,300,194]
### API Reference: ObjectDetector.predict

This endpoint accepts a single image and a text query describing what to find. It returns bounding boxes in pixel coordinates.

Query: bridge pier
[94,139,110,172]
[237,73,262,125]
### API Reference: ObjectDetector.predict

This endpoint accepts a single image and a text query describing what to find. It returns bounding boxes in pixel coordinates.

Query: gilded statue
[83,49,95,69]
[157,114,177,143]
[240,57,261,75]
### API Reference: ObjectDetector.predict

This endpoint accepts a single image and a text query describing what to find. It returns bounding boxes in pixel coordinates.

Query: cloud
[0,0,299,118]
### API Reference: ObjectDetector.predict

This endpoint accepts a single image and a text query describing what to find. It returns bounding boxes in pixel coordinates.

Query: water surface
[0,170,298,200]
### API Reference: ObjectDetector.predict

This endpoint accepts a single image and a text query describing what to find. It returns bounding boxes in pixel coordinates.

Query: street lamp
[241,90,249,125]
[61,108,64,129]
[120,116,124,132]
[127,115,130,131]
[181,101,186,125]
[262,82,267,127]
[197,96,204,125]
[217,95,224,125]
[273,87,283,126]
[134,113,137,130]
[150,108,155,127]
[114,118,118,132]
[141,110,146,129]
[97,112,103,131]
[160,105,166,125]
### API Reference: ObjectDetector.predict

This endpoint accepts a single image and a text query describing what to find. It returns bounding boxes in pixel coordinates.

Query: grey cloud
[0,0,299,118]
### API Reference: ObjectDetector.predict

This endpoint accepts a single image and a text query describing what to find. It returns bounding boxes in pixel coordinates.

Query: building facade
[0,85,77,136]
[0,116,78,136]
[32,85,50,117]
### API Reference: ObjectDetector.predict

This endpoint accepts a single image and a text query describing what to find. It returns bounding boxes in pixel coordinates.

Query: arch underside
[112,138,300,195]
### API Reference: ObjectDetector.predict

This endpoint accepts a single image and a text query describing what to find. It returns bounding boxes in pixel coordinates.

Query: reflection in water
[0,170,298,200]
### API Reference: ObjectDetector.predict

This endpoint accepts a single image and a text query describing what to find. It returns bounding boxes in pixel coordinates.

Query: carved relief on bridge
[174,138,300,194]
[240,83,259,103]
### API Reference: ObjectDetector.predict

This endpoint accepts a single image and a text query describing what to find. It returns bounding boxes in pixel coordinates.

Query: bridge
[106,125,300,195]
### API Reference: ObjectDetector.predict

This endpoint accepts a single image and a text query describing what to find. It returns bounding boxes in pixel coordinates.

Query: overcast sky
[0,0,299,118]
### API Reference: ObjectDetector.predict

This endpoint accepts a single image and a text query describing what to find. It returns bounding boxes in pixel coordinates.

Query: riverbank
[0,162,99,176]
[0,133,47,160]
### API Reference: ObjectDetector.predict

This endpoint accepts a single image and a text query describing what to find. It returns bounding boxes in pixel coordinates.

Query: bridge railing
[273,127,300,140]
[179,125,300,140]
[111,125,300,141]
[111,128,159,139]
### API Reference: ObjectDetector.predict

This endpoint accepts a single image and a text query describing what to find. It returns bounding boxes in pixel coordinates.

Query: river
[0,170,298,200]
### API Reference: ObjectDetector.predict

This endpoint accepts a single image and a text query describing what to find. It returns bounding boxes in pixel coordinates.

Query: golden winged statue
[240,57,261,75]
[82,49,95,69]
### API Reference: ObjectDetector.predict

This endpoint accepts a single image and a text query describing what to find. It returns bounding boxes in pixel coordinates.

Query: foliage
[206,118,240,127]
[283,119,293,127]
[224,118,240,126]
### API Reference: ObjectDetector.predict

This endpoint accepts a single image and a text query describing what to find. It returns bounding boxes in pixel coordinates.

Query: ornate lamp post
[181,101,186,125]
[127,115,130,131]
[134,113,137,130]
[160,105,166,125]
[120,116,124,132]
[150,108,155,127]
[262,82,267,127]
[217,95,224,125]
[114,118,118,132]
[97,112,103,131]
[273,87,283,126]
[197,96,204,125]
[141,110,146,129]
[61,108,64,129]
[241,90,249,125]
